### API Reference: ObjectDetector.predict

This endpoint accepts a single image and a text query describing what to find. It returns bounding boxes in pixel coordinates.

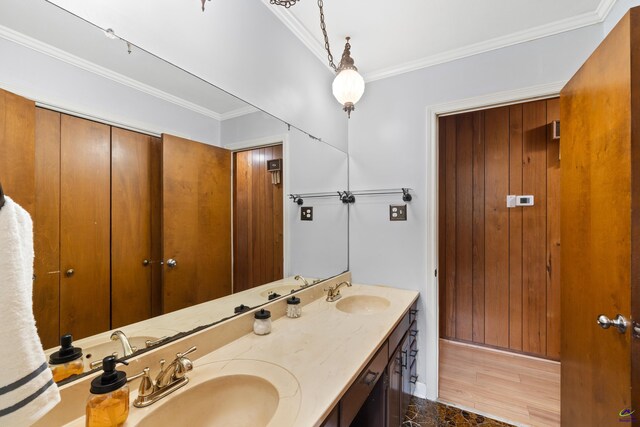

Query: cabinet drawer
[388,311,410,358]
[340,341,389,427]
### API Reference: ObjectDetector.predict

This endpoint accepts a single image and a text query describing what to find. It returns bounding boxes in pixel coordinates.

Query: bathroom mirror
[0,0,348,381]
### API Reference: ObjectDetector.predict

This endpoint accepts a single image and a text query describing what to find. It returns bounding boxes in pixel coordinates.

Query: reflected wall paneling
[162,134,231,313]
[0,89,35,214]
[111,128,159,328]
[233,145,284,293]
[438,98,561,359]
[34,108,61,349]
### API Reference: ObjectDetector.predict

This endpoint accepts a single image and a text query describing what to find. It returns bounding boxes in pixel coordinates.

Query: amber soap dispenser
[86,356,130,427]
[49,334,84,382]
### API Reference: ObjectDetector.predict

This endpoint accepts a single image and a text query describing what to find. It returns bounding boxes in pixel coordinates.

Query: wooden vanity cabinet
[320,301,419,427]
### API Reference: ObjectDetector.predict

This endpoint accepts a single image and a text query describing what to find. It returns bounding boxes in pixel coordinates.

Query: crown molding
[0,24,229,121]
[220,105,260,121]
[261,0,618,82]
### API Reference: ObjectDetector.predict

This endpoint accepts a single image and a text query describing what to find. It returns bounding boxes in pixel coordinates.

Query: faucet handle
[176,346,197,359]
[128,367,155,397]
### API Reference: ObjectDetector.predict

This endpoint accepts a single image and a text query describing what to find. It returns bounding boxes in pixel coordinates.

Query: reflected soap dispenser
[49,334,84,382]
[86,356,130,427]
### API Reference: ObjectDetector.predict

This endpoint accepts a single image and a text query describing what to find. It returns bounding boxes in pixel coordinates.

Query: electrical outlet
[390,204,407,221]
[301,206,313,221]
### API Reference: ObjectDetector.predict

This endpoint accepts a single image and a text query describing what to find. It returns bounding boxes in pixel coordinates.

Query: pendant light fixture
[317,0,365,118]
[201,0,365,117]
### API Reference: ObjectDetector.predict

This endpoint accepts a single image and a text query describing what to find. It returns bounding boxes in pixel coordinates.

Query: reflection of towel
[0,196,60,426]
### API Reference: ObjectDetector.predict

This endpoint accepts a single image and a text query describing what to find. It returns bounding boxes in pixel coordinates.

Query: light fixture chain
[270,0,299,8]
[318,0,338,72]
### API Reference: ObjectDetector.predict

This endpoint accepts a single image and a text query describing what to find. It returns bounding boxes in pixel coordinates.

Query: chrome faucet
[295,275,310,288]
[325,281,352,302]
[131,346,197,408]
[110,330,137,357]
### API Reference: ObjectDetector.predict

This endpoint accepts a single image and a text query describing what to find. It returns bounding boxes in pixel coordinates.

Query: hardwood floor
[439,339,560,426]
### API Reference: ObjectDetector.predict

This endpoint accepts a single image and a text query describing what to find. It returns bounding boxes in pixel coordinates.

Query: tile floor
[403,397,515,427]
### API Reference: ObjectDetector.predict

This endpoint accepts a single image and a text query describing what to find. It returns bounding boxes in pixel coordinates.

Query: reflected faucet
[110,330,137,357]
[295,275,310,288]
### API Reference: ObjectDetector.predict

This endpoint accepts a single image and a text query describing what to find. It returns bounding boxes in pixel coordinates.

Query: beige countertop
[49,277,418,427]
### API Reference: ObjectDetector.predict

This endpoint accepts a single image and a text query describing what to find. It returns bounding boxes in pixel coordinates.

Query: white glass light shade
[332,69,365,106]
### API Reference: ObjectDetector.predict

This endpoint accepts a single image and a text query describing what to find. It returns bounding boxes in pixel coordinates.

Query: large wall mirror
[0,0,348,382]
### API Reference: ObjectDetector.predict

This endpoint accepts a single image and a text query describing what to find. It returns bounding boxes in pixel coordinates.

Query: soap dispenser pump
[49,334,84,382]
[86,356,130,427]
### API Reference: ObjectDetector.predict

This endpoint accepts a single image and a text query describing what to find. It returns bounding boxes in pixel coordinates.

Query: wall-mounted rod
[348,188,413,202]
[289,192,339,206]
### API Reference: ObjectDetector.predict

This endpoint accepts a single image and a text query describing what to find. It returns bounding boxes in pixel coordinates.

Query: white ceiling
[263,0,615,81]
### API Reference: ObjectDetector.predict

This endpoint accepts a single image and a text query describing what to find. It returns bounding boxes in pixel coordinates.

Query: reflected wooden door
[162,134,231,313]
[560,8,638,425]
[34,108,61,349]
[111,128,159,328]
[233,145,284,293]
[59,115,110,339]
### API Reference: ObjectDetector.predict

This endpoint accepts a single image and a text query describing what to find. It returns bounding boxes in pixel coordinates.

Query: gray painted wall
[347,23,604,399]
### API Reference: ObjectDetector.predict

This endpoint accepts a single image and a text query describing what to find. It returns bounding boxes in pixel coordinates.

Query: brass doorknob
[166,259,177,269]
[65,269,75,277]
[597,314,629,334]
[142,259,150,267]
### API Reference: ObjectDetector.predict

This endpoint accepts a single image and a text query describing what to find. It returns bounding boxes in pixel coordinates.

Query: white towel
[0,196,60,426]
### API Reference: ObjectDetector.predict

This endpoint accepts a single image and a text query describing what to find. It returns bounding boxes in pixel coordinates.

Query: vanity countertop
[60,282,418,427]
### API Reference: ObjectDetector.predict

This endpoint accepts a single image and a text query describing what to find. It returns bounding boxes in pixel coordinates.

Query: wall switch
[390,204,407,221]
[516,195,534,206]
[301,206,313,221]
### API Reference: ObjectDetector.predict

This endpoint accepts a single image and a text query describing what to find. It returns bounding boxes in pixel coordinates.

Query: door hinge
[434,269,437,277]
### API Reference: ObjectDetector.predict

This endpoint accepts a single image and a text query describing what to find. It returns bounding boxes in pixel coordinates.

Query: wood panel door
[233,145,284,293]
[0,88,35,214]
[560,8,638,425]
[34,108,61,349]
[59,115,111,340]
[162,134,231,314]
[111,128,160,328]
[438,98,561,359]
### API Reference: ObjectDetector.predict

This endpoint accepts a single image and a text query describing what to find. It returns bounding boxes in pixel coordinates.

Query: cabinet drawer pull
[362,370,379,386]
[410,349,418,358]
[410,329,418,337]
[410,374,419,384]
[401,350,408,369]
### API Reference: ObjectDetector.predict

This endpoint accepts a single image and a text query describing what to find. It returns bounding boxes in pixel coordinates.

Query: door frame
[424,81,566,400]
[225,134,290,293]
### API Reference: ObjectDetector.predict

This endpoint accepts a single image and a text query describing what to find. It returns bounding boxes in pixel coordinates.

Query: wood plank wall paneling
[34,107,61,349]
[438,98,560,360]
[233,145,284,293]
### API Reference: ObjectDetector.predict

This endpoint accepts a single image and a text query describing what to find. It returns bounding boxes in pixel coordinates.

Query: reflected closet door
[60,115,110,340]
[161,134,231,314]
[111,128,156,328]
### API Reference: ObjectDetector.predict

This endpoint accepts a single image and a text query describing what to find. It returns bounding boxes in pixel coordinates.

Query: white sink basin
[132,359,301,427]
[336,295,391,314]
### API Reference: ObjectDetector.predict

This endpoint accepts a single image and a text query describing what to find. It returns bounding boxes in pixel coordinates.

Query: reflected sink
[137,375,279,427]
[336,295,391,314]
[83,336,158,367]
[259,285,297,298]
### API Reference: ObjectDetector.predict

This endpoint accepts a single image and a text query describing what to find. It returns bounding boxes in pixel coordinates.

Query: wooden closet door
[0,88,35,214]
[111,128,153,328]
[34,108,61,349]
[162,134,231,314]
[60,115,110,340]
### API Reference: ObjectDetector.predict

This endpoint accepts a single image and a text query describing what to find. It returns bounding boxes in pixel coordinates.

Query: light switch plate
[390,204,407,221]
[301,206,313,221]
